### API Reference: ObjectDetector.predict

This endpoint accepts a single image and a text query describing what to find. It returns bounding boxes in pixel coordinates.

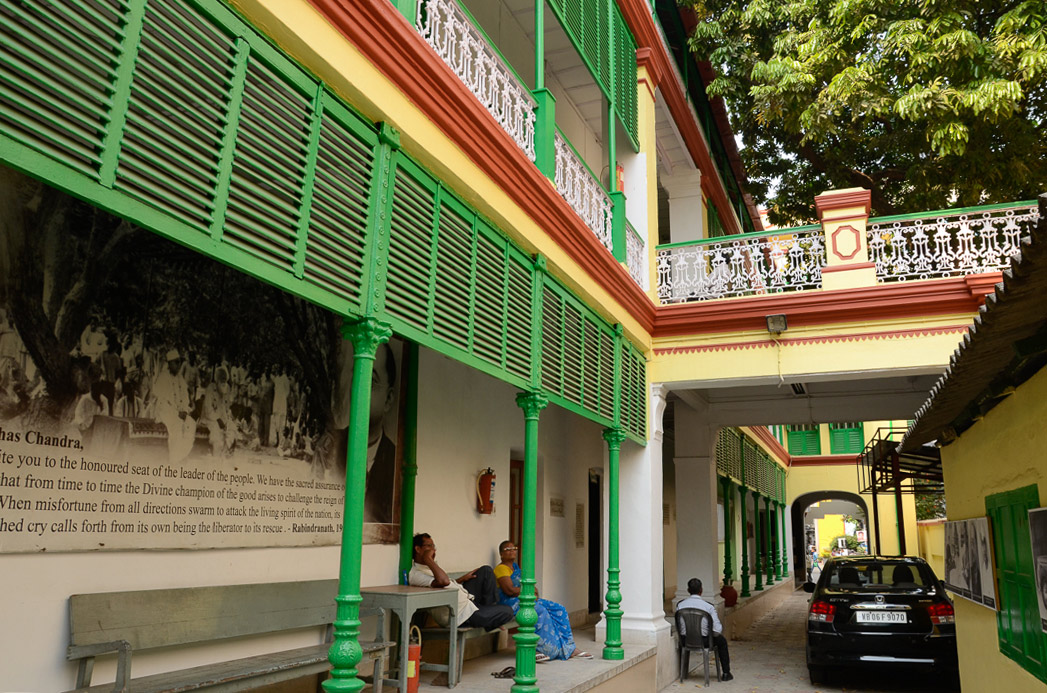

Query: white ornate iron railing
[554,131,614,251]
[656,228,826,303]
[626,221,646,290]
[868,204,1040,282]
[417,0,536,161]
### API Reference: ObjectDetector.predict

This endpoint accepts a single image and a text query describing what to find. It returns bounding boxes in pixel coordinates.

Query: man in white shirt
[675,578,733,681]
[408,533,514,630]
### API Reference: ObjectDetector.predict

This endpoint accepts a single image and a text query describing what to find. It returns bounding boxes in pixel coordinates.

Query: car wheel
[808,665,826,685]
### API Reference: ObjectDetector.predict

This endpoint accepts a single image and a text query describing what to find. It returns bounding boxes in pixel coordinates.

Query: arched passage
[790,490,870,586]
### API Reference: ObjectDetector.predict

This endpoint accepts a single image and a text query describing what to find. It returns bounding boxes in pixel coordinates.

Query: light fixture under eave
[766,313,788,335]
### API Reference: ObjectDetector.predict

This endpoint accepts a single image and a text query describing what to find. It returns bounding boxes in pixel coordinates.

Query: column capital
[515,391,549,419]
[602,427,628,449]
[340,317,391,355]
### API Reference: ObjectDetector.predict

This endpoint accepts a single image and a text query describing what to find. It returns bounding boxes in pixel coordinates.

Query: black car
[804,555,958,685]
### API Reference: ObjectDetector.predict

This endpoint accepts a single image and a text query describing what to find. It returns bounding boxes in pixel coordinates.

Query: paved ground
[662,590,961,692]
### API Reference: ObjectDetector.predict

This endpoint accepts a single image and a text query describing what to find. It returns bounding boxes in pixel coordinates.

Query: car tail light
[809,600,836,623]
[928,603,955,624]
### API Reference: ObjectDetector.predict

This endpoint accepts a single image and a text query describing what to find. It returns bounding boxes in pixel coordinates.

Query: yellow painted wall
[916,520,945,578]
[787,463,917,557]
[815,514,845,556]
[650,314,967,385]
[940,365,1047,692]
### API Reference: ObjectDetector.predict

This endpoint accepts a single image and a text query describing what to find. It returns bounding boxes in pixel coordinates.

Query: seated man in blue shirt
[675,578,733,681]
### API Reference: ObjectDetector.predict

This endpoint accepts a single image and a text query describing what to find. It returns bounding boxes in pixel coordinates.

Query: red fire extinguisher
[476,467,496,514]
[406,625,421,693]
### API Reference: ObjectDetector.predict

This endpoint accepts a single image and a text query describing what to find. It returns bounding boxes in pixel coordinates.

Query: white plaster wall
[0,347,602,692]
[533,402,604,608]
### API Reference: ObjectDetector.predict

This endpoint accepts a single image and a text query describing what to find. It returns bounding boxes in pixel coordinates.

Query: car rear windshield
[823,560,935,591]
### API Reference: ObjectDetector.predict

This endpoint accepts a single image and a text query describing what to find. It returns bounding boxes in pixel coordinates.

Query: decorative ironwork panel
[656,228,825,303]
[554,130,614,251]
[626,222,646,290]
[868,205,1040,282]
[416,0,535,161]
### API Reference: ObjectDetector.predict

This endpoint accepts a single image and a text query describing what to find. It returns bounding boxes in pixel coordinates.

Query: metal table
[361,585,460,689]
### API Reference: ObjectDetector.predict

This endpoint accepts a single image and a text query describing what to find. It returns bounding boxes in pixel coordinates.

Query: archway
[791,490,870,586]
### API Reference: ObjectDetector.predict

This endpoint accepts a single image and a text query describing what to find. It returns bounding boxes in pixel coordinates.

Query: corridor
[663,590,961,692]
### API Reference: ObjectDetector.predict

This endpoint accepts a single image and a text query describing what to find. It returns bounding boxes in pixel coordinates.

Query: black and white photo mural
[1029,508,1047,632]
[944,517,997,609]
[0,168,405,551]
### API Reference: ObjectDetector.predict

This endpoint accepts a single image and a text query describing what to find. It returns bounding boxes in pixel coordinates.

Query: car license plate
[856,611,907,624]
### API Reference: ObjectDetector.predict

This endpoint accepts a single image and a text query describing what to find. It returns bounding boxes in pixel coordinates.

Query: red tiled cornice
[653,275,1000,338]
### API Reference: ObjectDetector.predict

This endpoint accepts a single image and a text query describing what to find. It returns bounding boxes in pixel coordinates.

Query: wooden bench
[66,579,393,693]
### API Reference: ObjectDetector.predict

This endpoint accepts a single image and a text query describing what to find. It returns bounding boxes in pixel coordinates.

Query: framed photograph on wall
[944,517,997,609]
[944,519,968,595]
[1029,507,1047,632]
[968,516,998,609]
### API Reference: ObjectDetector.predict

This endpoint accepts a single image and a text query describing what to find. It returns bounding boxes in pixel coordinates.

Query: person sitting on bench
[408,532,514,630]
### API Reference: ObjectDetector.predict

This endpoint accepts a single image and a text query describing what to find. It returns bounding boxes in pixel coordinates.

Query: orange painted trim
[635,47,663,88]
[821,261,875,274]
[306,0,657,334]
[748,426,792,466]
[815,189,871,219]
[653,325,970,355]
[791,455,862,467]
[653,276,995,338]
[829,225,862,260]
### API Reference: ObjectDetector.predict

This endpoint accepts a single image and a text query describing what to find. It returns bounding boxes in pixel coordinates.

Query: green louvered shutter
[504,251,533,382]
[222,55,311,272]
[541,285,565,395]
[431,198,473,351]
[829,422,864,455]
[471,224,506,368]
[562,301,583,407]
[385,162,438,333]
[0,0,123,179]
[115,0,233,232]
[787,425,820,456]
[303,98,373,310]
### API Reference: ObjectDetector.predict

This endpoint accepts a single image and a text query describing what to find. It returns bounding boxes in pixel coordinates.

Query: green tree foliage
[683,0,1047,223]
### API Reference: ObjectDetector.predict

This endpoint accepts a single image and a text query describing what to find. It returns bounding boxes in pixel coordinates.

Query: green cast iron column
[753,493,763,591]
[720,476,733,586]
[772,500,782,580]
[602,427,627,660]
[738,484,750,597]
[397,343,420,581]
[533,0,556,179]
[324,317,392,693]
[513,391,548,693]
[780,502,789,577]
[766,496,774,590]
